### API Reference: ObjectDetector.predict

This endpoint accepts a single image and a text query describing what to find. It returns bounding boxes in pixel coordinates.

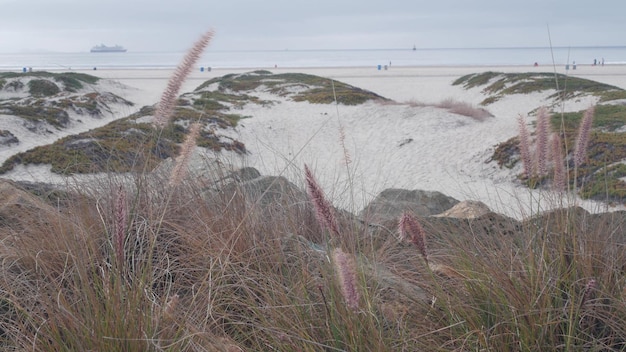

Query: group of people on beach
[533,57,606,69]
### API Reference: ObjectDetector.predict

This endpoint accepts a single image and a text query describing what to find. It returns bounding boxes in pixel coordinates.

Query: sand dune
[2,65,626,218]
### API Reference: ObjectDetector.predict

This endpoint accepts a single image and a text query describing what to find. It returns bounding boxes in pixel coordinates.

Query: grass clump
[28,79,60,96]
[492,103,626,204]
[1,154,625,350]
[4,102,70,129]
[454,72,626,106]
[0,118,180,174]
[4,80,24,92]
[198,71,388,105]
[0,130,19,146]
[0,71,99,92]
[0,109,246,176]
[557,104,626,132]
[452,70,502,89]
[1,91,132,130]
[436,98,493,121]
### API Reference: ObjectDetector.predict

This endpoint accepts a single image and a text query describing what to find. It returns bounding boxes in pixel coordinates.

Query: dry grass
[436,98,494,121]
[406,97,493,121]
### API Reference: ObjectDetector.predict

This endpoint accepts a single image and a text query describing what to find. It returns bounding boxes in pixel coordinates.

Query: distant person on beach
[602,58,605,66]
[534,62,538,67]
[594,58,597,66]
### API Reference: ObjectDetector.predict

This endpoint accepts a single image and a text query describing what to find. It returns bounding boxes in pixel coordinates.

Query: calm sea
[1,46,625,71]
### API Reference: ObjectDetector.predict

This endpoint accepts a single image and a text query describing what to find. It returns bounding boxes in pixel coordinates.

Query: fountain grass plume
[581,278,597,307]
[163,294,179,319]
[304,164,340,238]
[535,107,551,176]
[398,212,428,264]
[517,114,533,179]
[574,105,595,167]
[552,133,566,192]
[154,30,214,128]
[331,248,360,312]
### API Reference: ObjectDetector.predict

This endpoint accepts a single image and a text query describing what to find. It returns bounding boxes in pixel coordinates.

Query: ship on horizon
[90,44,127,53]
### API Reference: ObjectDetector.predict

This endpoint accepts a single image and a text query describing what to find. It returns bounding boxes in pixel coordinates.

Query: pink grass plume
[332,248,360,312]
[154,30,214,128]
[517,115,533,179]
[398,212,428,264]
[535,107,551,176]
[574,105,595,167]
[581,278,597,306]
[551,133,566,192]
[304,164,340,238]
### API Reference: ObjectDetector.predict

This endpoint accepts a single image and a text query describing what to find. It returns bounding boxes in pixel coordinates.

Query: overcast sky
[1,0,625,53]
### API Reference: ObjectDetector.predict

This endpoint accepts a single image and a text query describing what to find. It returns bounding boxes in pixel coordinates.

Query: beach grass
[1,145,625,350]
[454,71,626,105]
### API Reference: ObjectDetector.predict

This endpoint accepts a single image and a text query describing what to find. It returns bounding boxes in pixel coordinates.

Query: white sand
[3,64,626,218]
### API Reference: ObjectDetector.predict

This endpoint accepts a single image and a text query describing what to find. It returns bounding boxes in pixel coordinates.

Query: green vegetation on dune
[0,118,181,174]
[454,71,626,105]
[470,72,626,204]
[555,104,626,132]
[1,92,132,129]
[27,79,60,97]
[0,78,251,174]
[0,71,99,92]
[552,106,626,203]
[6,102,70,129]
[0,98,251,175]
[491,106,626,204]
[0,71,403,175]
[0,72,129,131]
[197,70,389,105]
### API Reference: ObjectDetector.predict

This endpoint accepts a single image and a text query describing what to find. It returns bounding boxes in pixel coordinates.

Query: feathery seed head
[517,115,533,179]
[582,278,597,307]
[551,133,566,192]
[535,107,552,176]
[398,212,428,263]
[164,294,179,319]
[574,105,595,167]
[154,30,214,127]
[332,248,360,312]
[304,164,340,238]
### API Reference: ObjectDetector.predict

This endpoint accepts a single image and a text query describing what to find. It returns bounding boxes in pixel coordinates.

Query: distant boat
[90,44,127,53]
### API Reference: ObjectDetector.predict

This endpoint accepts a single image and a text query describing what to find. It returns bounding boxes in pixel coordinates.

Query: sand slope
[2,66,625,218]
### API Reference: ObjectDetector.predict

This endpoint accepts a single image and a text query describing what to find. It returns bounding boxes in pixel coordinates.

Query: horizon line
[2,45,626,54]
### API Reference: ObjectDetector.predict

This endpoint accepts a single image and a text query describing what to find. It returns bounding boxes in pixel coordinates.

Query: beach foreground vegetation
[1,151,625,351]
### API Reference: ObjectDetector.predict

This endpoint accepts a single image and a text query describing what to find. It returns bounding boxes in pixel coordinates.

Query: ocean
[1,46,626,71]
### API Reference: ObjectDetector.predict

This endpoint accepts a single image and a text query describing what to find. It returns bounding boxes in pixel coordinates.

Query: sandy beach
[88,63,626,105]
[3,64,626,218]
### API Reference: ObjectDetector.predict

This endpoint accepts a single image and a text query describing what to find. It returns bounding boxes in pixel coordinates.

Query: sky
[1,0,625,53]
